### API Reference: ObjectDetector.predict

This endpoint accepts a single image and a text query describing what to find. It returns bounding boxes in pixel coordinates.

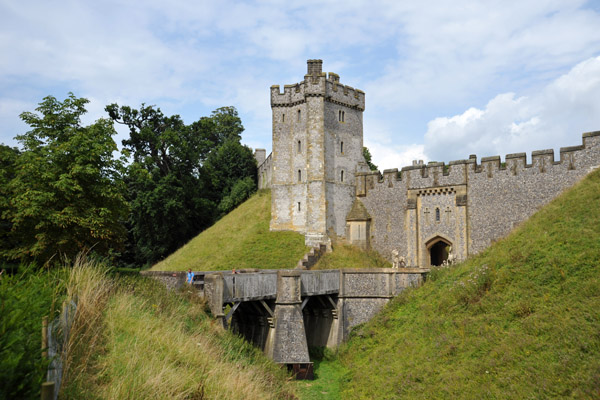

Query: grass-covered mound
[312,244,392,269]
[336,169,600,399]
[60,263,296,399]
[152,189,308,271]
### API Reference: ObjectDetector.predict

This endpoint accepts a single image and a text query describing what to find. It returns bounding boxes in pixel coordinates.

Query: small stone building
[258,60,600,267]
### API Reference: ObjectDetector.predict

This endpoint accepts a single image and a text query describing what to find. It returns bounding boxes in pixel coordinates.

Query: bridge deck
[222,270,340,303]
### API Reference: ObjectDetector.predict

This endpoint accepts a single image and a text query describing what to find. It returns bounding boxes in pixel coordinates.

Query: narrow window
[297,109,301,122]
[298,202,301,211]
[298,169,302,182]
[342,111,345,122]
[340,170,344,182]
[282,113,285,122]
[435,208,440,222]
[340,141,344,154]
[339,110,342,121]
[297,140,301,153]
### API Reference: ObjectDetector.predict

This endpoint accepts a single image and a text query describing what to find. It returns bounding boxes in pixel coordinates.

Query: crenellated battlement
[270,60,365,110]
[356,131,600,195]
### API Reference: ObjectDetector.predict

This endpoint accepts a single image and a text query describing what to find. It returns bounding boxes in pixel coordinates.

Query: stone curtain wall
[468,131,600,253]
[257,151,272,189]
[357,131,600,265]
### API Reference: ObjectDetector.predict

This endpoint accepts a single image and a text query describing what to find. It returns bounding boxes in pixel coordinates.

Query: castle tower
[270,60,368,246]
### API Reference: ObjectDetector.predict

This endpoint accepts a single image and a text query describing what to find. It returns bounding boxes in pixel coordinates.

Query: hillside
[312,243,392,269]
[333,168,600,399]
[58,263,296,399]
[152,190,308,271]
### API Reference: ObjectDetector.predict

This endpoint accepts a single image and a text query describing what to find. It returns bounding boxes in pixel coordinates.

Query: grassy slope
[61,265,296,399]
[152,189,308,271]
[312,244,392,269]
[336,169,600,399]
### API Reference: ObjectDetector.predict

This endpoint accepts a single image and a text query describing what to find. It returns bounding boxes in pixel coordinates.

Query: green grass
[312,244,392,270]
[296,349,348,400]
[152,189,308,271]
[60,262,297,399]
[333,168,600,399]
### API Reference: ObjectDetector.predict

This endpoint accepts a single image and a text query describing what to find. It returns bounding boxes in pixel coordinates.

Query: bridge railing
[300,270,339,295]
[222,271,278,303]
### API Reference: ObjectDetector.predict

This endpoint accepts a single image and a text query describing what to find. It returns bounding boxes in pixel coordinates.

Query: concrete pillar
[204,273,226,327]
[265,271,310,363]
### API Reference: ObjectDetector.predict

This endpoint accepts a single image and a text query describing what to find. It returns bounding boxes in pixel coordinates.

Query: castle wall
[358,131,600,265]
[467,131,600,254]
[357,172,409,262]
[257,151,272,189]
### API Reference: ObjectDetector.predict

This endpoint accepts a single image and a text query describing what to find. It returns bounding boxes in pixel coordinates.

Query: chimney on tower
[307,59,323,75]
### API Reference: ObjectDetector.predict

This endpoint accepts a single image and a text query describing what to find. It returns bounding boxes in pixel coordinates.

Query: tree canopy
[0,94,128,265]
[106,103,256,265]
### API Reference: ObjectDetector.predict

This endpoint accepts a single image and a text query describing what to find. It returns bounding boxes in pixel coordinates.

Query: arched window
[339,110,345,122]
[340,141,344,154]
[340,170,344,182]
[297,140,301,153]
[297,109,301,122]
[282,113,285,122]
[298,202,301,211]
[435,208,440,222]
[298,169,302,182]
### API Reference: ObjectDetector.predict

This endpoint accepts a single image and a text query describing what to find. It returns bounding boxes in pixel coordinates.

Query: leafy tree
[363,146,378,171]
[0,145,19,253]
[203,139,257,206]
[106,103,257,265]
[0,94,128,265]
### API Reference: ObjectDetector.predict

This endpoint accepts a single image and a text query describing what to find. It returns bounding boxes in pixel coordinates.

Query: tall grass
[60,260,296,399]
[60,256,113,397]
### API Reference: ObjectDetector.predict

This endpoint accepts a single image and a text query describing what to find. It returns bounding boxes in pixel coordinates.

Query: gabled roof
[346,198,371,221]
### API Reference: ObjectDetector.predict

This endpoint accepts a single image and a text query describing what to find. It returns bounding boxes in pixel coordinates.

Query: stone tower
[270,59,368,246]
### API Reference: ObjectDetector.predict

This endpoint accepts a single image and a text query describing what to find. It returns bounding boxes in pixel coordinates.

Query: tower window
[339,110,345,122]
[340,141,344,154]
[298,169,302,182]
[341,170,344,182]
[297,109,301,122]
[297,140,301,153]
[282,113,285,122]
[298,202,301,211]
[435,208,440,222]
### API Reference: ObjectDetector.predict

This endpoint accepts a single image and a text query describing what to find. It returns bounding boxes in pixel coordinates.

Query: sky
[1,0,600,170]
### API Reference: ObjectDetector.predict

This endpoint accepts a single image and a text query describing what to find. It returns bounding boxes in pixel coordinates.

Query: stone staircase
[295,244,328,270]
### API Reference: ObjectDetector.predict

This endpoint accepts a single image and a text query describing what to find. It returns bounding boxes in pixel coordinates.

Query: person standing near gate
[186,268,194,284]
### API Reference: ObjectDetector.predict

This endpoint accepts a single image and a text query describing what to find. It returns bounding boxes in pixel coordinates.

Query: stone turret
[269,60,368,246]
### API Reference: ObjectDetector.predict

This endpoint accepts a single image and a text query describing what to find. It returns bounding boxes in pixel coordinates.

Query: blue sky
[1,0,600,170]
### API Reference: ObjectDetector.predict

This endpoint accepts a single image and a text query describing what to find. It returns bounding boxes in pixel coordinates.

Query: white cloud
[423,56,600,162]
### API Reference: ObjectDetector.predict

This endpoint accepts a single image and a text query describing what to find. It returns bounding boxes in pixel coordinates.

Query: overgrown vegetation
[334,168,600,399]
[152,190,308,271]
[60,261,296,399]
[312,244,392,270]
[0,266,65,399]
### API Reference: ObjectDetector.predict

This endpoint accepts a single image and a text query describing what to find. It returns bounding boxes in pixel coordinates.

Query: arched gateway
[426,236,452,267]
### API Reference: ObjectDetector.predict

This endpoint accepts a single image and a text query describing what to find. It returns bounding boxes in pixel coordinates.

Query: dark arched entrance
[428,239,451,266]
